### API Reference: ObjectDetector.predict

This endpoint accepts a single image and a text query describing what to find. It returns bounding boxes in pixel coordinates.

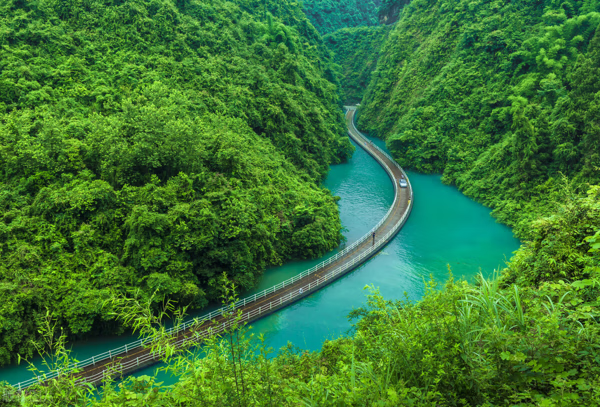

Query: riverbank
[0,122,519,391]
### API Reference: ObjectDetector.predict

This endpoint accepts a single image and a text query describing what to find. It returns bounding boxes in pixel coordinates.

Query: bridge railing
[73,172,413,388]
[13,109,412,391]
[348,109,413,202]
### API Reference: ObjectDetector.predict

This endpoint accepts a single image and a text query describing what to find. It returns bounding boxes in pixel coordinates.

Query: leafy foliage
[0,0,353,365]
[358,0,600,236]
[504,185,600,286]
[16,191,600,405]
[378,0,410,24]
[324,26,392,104]
[301,0,382,34]
[6,1,600,405]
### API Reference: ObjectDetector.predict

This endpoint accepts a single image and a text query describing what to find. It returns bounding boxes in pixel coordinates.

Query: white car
[399,179,408,188]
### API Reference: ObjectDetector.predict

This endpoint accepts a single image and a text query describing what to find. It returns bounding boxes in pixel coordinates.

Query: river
[0,133,520,388]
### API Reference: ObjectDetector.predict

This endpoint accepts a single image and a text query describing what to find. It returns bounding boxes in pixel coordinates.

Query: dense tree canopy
[324,26,391,104]
[359,0,600,236]
[10,187,600,406]
[300,0,382,34]
[4,0,600,405]
[378,0,410,24]
[0,0,353,365]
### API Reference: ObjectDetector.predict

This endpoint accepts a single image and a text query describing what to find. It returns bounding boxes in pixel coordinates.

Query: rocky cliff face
[378,0,410,25]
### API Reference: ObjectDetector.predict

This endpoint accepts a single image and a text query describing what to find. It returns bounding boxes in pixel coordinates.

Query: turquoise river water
[0,134,521,388]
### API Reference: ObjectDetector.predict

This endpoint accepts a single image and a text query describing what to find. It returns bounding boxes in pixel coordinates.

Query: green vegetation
[305,0,397,105]
[358,0,600,237]
[0,0,354,366]
[4,0,600,405]
[8,188,600,406]
[301,0,381,34]
[303,1,393,105]
[324,26,392,104]
[378,0,410,24]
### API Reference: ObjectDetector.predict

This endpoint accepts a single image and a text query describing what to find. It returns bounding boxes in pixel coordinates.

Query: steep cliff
[359,0,600,235]
[301,0,381,34]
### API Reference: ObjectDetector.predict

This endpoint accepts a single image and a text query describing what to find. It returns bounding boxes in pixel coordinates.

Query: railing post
[137,357,139,366]
[70,113,410,381]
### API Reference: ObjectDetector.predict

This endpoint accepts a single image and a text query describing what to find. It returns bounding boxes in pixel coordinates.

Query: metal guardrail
[13,109,413,391]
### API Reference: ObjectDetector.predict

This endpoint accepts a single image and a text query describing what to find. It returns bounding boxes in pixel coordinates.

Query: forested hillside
[301,0,381,34]
[359,0,600,236]
[0,0,353,365]
[324,26,391,104]
[5,0,600,405]
[18,188,600,406]
[307,0,400,105]
[378,0,410,24]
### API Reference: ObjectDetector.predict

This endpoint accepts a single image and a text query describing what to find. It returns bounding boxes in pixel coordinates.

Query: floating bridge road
[14,107,413,391]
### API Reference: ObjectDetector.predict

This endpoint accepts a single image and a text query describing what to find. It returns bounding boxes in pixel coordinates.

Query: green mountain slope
[0,0,352,365]
[359,0,600,235]
[324,26,392,104]
[378,0,410,24]
[5,1,600,405]
[301,0,381,34]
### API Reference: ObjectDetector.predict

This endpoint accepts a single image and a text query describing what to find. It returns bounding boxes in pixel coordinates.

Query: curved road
[15,107,413,390]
